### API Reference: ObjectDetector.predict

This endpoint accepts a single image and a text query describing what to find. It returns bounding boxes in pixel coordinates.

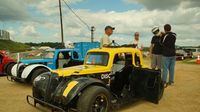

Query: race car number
[101,73,110,79]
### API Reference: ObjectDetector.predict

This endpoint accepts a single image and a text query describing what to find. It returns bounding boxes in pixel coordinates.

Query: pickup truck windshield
[85,52,109,66]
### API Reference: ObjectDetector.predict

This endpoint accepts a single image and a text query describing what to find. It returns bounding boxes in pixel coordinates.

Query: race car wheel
[5,62,16,76]
[77,86,110,112]
[31,68,49,83]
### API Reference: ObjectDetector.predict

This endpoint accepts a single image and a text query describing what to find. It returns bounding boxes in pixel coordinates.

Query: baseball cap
[105,26,115,30]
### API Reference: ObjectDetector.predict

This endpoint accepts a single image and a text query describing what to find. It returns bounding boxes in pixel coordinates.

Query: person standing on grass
[150,27,163,69]
[162,24,176,87]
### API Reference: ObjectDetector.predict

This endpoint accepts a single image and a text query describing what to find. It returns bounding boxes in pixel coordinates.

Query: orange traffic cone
[196,55,200,64]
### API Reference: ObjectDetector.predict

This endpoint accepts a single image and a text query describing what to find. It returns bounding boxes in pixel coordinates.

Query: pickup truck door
[131,67,164,104]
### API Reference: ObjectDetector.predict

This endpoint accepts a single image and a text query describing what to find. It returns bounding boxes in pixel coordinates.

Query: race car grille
[43,73,61,102]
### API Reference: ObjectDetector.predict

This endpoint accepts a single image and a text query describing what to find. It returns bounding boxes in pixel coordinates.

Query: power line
[62,6,86,29]
[62,0,90,30]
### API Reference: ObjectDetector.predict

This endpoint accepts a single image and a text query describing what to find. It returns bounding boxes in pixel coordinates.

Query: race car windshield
[42,51,55,59]
[85,52,109,66]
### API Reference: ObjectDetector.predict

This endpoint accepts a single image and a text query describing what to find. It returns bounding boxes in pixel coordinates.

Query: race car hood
[52,65,110,76]
[20,59,52,64]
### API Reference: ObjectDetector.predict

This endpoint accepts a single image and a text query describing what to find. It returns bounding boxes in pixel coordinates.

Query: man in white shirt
[100,26,115,47]
[132,32,143,50]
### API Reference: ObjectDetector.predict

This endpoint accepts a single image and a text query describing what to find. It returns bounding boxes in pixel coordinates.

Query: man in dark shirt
[150,27,163,69]
[162,24,176,87]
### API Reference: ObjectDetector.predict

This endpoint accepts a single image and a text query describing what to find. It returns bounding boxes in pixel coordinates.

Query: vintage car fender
[21,64,51,79]
[11,63,24,77]
[61,77,107,105]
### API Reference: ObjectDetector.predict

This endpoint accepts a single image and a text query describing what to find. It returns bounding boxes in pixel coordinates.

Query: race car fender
[61,77,107,105]
[21,64,51,79]
[11,63,24,77]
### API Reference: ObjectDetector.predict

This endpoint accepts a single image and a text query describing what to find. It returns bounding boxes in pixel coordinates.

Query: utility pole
[59,0,64,48]
[91,26,95,42]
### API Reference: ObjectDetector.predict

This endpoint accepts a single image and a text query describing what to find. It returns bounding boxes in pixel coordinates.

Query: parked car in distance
[8,42,100,83]
[176,49,194,60]
[183,49,193,58]
[184,48,199,58]
[176,49,187,60]
[0,50,16,75]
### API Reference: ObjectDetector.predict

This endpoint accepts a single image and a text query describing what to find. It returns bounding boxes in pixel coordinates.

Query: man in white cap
[100,25,115,47]
[150,27,163,69]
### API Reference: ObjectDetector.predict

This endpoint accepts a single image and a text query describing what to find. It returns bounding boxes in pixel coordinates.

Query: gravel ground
[0,61,200,112]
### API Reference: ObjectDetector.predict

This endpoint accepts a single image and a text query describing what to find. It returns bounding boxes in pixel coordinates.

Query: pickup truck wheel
[77,86,110,112]
[31,68,49,83]
[5,62,16,76]
[158,81,164,100]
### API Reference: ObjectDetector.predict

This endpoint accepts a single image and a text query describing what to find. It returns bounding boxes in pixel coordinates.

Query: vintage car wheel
[4,62,16,76]
[31,68,49,83]
[77,86,110,112]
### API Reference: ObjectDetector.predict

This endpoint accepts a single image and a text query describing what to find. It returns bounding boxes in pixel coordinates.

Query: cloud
[21,25,39,37]
[37,0,84,16]
[3,0,200,46]
[180,0,200,8]
[15,5,199,46]
[37,0,58,16]
[7,29,16,40]
[23,0,41,4]
[58,6,200,46]
[0,0,30,21]
[123,0,200,10]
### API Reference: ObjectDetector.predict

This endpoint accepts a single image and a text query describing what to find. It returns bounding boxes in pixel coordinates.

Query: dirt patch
[0,61,200,112]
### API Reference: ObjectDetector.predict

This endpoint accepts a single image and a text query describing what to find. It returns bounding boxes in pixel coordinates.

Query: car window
[0,54,3,59]
[113,53,132,65]
[85,52,109,66]
[60,51,71,59]
[113,53,125,65]
[44,51,55,59]
[190,49,196,52]
[0,54,2,63]
[73,51,79,59]
[134,53,141,66]
[58,53,64,59]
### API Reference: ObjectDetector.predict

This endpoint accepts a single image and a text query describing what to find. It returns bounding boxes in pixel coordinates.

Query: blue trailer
[8,42,100,83]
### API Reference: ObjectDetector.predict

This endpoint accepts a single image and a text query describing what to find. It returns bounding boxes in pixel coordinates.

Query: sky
[0,0,200,47]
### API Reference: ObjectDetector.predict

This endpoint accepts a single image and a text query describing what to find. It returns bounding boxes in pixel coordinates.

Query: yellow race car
[27,47,164,112]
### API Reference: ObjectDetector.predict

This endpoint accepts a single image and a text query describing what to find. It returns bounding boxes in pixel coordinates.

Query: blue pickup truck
[8,42,100,83]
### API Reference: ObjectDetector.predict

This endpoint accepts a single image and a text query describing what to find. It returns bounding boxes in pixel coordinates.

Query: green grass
[0,40,30,52]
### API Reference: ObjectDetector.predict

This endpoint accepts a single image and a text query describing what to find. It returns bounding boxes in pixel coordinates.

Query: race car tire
[31,68,49,83]
[5,62,16,76]
[77,86,110,112]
